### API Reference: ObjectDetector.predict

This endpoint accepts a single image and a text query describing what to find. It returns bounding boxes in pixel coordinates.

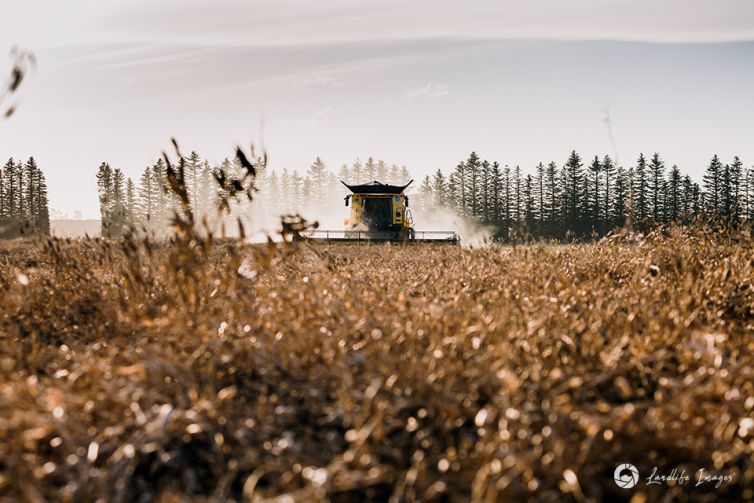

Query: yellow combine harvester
[304,180,459,243]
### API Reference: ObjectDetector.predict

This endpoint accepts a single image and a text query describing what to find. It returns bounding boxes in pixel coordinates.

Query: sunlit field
[1,227,752,502]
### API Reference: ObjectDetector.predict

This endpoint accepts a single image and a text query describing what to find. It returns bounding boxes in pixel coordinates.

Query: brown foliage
[0,226,753,502]
[0,47,36,119]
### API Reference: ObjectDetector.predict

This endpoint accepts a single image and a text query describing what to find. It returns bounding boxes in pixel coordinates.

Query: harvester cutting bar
[303,229,459,244]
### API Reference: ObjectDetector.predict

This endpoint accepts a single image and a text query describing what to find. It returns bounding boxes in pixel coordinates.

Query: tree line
[0,157,51,236]
[97,149,753,239]
[416,151,753,239]
[96,153,411,235]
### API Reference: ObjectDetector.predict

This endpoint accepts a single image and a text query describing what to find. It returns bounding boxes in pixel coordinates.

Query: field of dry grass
[1,227,753,502]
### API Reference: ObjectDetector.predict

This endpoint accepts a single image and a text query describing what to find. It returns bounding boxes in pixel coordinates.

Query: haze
[1,0,753,217]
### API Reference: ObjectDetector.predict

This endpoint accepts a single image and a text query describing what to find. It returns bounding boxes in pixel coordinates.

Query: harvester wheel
[399,228,415,242]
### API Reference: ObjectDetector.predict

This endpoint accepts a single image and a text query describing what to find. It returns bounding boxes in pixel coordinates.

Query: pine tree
[464,152,482,218]
[446,171,459,212]
[307,157,328,210]
[32,161,45,230]
[647,153,665,222]
[268,170,281,218]
[111,168,127,236]
[490,162,503,223]
[728,156,743,223]
[432,169,447,208]
[291,170,304,211]
[96,162,113,236]
[625,167,635,223]
[691,182,702,218]
[481,160,491,222]
[337,164,350,184]
[279,168,292,213]
[544,161,560,232]
[327,172,340,210]
[24,157,39,231]
[2,158,16,220]
[351,159,363,184]
[3,158,17,222]
[113,168,124,209]
[586,156,602,229]
[126,178,136,226]
[389,163,400,184]
[513,165,522,227]
[376,160,388,182]
[562,151,584,232]
[400,166,411,184]
[681,175,694,223]
[720,156,743,225]
[633,154,649,224]
[364,157,376,182]
[452,161,467,215]
[15,159,25,220]
[703,154,723,217]
[535,162,545,225]
[603,155,615,226]
[524,174,535,232]
[746,167,754,221]
[152,158,168,226]
[302,177,313,209]
[185,151,202,211]
[37,170,50,235]
[419,176,433,208]
[720,163,732,222]
[255,161,271,219]
[0,161,4,219]
[199,160,212,216]
[137,167,154,222]
[502,165,512,230]
[612,167,628,228]
[666,165,681,222]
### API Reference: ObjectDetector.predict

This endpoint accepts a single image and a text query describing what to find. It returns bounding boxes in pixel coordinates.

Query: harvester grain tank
[304,180,459,243]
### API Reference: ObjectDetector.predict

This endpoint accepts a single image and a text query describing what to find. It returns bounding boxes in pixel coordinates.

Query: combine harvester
[304,180,459,244]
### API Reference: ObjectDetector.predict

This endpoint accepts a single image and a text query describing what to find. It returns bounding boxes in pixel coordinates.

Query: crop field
[1,228,753,502]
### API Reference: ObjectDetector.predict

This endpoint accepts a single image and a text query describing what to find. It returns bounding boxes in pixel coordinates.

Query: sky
[1,0,753,218]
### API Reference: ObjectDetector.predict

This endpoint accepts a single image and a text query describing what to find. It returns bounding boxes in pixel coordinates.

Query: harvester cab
[343,180,414,238]
[304,180,459,244]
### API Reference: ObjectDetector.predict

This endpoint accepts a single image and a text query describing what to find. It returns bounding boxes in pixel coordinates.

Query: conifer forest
[93,150,753,240]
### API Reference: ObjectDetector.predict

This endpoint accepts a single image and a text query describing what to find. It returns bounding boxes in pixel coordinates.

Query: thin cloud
[300,75,346,88]
[311,105,333,122]
[278,105,334,127]
[404,81,449,100]
[82,0,754,49]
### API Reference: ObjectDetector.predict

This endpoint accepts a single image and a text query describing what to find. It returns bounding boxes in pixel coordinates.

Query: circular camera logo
[614,463,639,489]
